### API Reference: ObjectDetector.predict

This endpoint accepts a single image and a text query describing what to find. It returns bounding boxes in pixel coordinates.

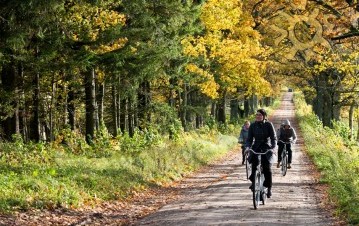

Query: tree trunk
[169,78,176,108]
[0,63,19,140]
[195,114,203,128]
[248,95,257,114]
[84,68,97,143]
[313,80,325,122]
[18,63,28,142]
[263,97,272,106]
[185,89,194,130]
[97,81,105,128]
[322,91,332,127]
[111,81,118,136]
[49,79,56,141]
[349,102,355,140]
[230,99,239,123]
[120,98,127,133]
[217,91,226,124]
[180,84,188,131]
[30,72,41,142]
[244,99,249,117]
[332,91,340,122]
[211,102,216,118]
[137,81,151,130]
[313,72,341,128]
[68,81,76,131]
[128,96,135,137]
[62,83,68,128]
[117,75,121,133]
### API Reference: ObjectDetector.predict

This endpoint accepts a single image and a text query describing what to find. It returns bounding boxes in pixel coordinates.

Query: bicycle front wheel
[245,155,250,180]
[261,188,267,205]
[281,149,287,176]
[252,169,261,209]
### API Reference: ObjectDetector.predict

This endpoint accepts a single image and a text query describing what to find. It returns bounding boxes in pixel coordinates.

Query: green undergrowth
[0,127,237,212]
[294,92,359,225]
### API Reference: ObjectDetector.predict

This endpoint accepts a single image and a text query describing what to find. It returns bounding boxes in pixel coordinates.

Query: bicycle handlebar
[278,140,293,144]
[247,149,272,155]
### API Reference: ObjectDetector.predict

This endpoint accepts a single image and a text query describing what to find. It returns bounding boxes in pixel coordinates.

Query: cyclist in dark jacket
[245,109,276,198]
[277,119,297,169]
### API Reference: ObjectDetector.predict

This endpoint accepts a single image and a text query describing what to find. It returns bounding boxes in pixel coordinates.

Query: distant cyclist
[245,109,276,198]
[277,119,297,169]
[238,120,250,165]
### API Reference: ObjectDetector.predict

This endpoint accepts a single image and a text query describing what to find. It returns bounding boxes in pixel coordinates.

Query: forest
[0,0,358,224]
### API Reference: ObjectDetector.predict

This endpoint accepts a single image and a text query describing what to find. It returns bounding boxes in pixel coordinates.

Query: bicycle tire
[252,169,261,209]
[245,154,250,180]
[261,187,267,205]
[281,148,287,176]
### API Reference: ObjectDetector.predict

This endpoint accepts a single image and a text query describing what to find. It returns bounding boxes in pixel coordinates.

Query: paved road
[136,92,335,226]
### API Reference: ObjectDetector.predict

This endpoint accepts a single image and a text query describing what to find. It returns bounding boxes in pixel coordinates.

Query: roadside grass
[294,92,359,225]
[0,127,238,213]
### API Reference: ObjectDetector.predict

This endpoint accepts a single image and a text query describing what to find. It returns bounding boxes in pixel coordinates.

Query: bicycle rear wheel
[252,170,261,209]
[281,149,287,176]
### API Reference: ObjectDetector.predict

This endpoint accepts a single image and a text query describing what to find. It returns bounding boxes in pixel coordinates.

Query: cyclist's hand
[244,147,250,155]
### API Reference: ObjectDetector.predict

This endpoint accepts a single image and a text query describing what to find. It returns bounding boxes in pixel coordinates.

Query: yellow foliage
[181,0,271,99]
[93,37,128,54]
[64,2,126,42]
[185,63,219,99]
[311,50,359,106]
[201,0,243,32]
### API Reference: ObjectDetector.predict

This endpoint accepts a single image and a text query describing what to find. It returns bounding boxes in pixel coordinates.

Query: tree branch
[331,31,359,40]
[251,0,265,29]
[309,0,342,17]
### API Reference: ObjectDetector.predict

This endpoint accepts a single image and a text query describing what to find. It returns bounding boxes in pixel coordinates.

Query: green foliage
[55,128,91,155]
[217,123,238,136]
[331,120,351,143]
[150,102,184,140]
[117,128,162,157]
[295,91,359,225]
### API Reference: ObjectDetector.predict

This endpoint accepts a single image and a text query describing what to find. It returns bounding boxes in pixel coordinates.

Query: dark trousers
[241,145,245,163]
[278,143,292,163]
[249,153,272,188]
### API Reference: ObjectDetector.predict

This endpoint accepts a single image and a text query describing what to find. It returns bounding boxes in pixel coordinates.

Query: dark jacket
[246,120,277,162]
[277,127,297,143]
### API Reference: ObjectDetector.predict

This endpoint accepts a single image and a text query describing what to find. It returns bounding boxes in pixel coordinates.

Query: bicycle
[278,140,291,176]
[248,149,272,210]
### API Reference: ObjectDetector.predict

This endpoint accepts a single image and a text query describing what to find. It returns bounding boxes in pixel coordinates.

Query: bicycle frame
[248,149,271,209]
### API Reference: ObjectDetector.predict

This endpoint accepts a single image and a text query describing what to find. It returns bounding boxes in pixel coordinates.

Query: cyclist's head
[283,119,291,128]
[256,109,267,121]
[244,120,250,128]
